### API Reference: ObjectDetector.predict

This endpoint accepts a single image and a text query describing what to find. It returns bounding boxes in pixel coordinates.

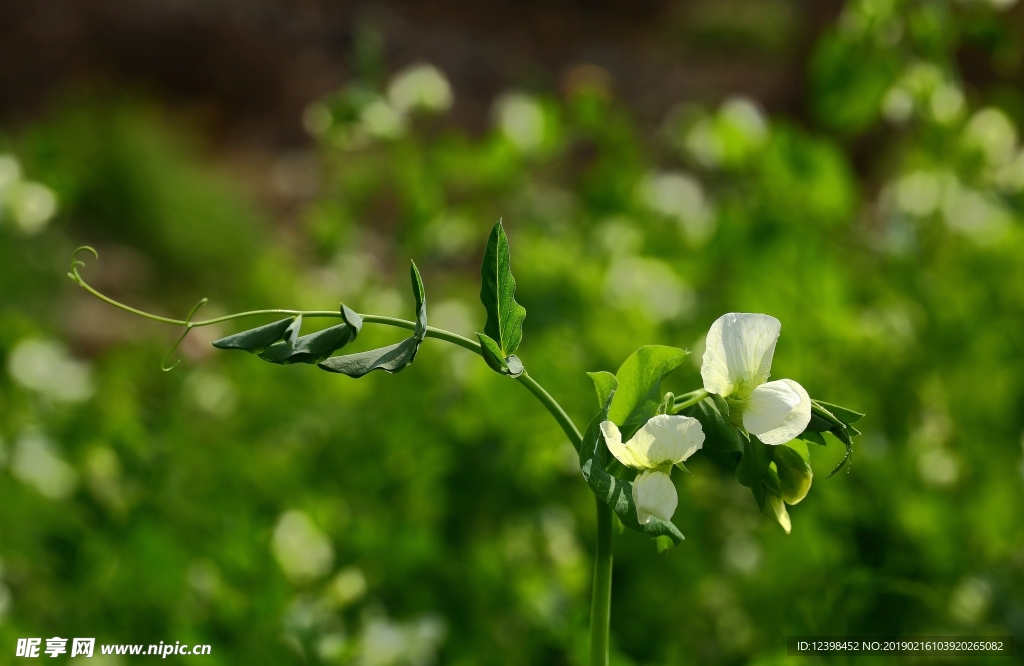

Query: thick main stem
[590,497,614,666]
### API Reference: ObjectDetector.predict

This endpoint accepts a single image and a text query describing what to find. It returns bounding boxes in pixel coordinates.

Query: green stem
[70,247,610,664]
[671,388,709,413]
[590,497,613,666]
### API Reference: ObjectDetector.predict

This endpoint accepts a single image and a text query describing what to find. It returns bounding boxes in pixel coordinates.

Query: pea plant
[69,220,862,665]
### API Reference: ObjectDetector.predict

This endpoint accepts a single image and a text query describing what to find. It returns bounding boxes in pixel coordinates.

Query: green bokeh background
[2,1,1023,664]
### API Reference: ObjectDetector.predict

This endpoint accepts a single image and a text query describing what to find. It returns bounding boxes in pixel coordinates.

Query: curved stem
[671,388,709,413]
[70,247,609,664]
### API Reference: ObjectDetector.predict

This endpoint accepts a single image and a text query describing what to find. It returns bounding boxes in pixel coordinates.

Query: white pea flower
[600,414,704,524]
[700,313,811,445]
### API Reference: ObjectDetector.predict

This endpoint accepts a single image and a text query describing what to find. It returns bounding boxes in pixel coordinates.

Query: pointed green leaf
[212,318,293,353]
[587,370,618,410]
[479,220,526,356]
[684,398,743,454]
[608,345,689,433]
[341,303,363,333]
[477,333,509,374]
[317,337,420,378]
[410,261,427,341]
[580,372,685,545]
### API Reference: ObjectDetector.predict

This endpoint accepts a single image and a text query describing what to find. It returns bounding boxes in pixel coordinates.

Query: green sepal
[608,345,689,435]
[580,372,685,545]
[317,337,420,377]
[479,219,526,357]
[711,393,730,417]
[211,318,294,353]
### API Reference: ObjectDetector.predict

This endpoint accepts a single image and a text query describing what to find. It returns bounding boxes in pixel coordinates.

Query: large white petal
[627,414,705,466]
[601,421,647,468]
[742,380,801,437]
[631,469,678,524]
[701,313,781,397]
[755,379,811,445]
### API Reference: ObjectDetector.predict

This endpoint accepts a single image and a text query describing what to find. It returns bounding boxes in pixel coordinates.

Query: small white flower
[700,313,811,445]
[600,414,704,524]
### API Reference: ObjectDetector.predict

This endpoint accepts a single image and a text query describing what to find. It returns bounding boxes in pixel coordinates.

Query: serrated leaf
[480,220,526,357]
[580,372,685,545]
[410,261,427,341]
[814,400,864,424]
[258,322,359,365]
[477,333,509,373]
[608,345,689,434]
[212,318,293,353]
[317,337,420,378]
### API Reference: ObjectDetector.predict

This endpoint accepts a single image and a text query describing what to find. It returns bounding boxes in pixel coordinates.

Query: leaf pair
[212,305,364,364]
[477,220,527,377]
[579,345,691,547]
[318,262,428,378]
[212,262,429,379]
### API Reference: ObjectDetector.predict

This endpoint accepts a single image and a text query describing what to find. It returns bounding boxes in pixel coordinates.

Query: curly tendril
[66,246,483,370]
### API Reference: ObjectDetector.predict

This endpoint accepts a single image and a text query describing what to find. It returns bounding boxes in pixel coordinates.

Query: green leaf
[608,345,689,433]
[580,372,686,545]
[479,220,526,357]
[797,429,827,446]
[316,273,426,378]
[283,315,302,348]
[212,318,294,353]
[258,322,358,365]
[762,486,792,534]
[410,261,427,340]
[477,333,509,374]
[736,435,773,490]
[684,398,742,455]
[774,441,813,505]
[587,370,618,410]
[814,400,864,424]
[317,337,420,378]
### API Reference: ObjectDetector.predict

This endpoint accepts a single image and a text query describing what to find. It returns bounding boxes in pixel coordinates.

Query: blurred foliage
[3,1,1024,664]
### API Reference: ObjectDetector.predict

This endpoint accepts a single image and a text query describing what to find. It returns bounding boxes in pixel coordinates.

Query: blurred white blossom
[0,154,58,235]
[185,371,238,417]
[361,612,447,666]
[387,64,453,114]
[962,108,1018,167]
[12,432,78,500]
[273,511,335,584]
[604,256,695,322]
[494,92,546,152]
[7,338,94,403]
[637,171,716,244]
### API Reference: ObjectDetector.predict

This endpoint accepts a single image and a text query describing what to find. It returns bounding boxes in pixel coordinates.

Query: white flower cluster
[601,313,810,525]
